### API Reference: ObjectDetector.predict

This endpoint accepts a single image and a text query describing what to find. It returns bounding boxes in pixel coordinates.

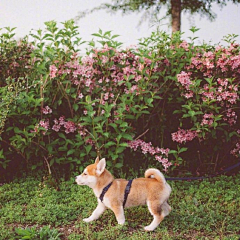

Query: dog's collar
[99,181,113,202]
[99,179,134,208]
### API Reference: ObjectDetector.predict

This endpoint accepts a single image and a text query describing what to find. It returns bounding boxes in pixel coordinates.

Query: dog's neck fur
[93,169,114,197]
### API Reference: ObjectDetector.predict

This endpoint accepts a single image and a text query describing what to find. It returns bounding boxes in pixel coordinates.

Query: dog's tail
[145,168,167,184]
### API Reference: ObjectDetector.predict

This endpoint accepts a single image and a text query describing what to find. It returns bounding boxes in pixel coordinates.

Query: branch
[134,129,149,140]
[44,156,52,175]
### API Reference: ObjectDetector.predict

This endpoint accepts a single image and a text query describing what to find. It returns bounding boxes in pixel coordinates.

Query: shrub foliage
[0,21,239,179]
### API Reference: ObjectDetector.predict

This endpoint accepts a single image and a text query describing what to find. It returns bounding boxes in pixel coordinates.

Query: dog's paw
[83,217,92,223]
[144,225,155,231]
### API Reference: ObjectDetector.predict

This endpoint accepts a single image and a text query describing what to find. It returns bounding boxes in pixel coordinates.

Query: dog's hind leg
[144,200,164,231]
[83,201,106,223]
[111,205,125,225]
[161,201,171,217]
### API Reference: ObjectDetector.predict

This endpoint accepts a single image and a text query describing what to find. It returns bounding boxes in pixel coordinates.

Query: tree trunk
[171,0,181,33]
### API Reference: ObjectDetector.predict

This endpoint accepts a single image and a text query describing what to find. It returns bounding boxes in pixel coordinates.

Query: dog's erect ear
[96,158,106,176]
[95,156,100,163]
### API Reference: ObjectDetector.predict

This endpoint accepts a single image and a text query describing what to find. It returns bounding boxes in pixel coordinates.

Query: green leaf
[58,133,66,139]
[121,133,133,141]
[67,149,75,156]
[178,147,188,153]
[119,143,129,147]
[120,122,128,128]
[50,158,55,166]
[188,111,195,117]
[109,123,118,129]
[103,132,110,138]
[47,145,53,153]
[169,150,177,154]
[14,127,22,134]
[85,145,92,154]
[116,147,125,154]
[115,162,123,168]
[73,103,79,111]
[105,141,116,148]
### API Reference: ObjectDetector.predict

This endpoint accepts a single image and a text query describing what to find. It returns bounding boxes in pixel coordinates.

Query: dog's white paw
[144,225,155,231]
[83,217,92,223]
[117,220,125,225]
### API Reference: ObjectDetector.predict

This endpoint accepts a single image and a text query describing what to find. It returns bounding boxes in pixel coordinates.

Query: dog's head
[75,157,106,187]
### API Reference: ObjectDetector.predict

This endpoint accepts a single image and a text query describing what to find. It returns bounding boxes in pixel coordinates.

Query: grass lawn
[0,173,240,240]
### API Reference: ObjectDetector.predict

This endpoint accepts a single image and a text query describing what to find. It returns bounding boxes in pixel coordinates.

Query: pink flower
[224,109,237,126]
[49,65,57,78]
[78,93,84,99]
[128,139,171,170]
[59,116,65,125]
[52,124,61,132]
[184,91,194,99]
[42,106,52,115]
[86,138,94,146]
[64,121,76,134]
[39,119,49,135]
[203,51,215,59]
[201,113,214,126]
[31,124,39,133]
[39,119,49,130]
[85,79,91,87]
[231,141,240,157]
[172,129,197,144]
[139,64,144,71]
[79,130,86,136]
[104,93,109,100]
[179,40,189,50]
[177,71,192,90]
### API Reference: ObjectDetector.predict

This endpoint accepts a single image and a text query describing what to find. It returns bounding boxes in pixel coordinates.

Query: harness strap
[123,179,133,207]
[99,181,113,202]
[99,179,134,207]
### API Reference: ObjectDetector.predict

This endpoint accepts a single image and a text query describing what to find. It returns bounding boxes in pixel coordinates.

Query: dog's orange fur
[75,157,171,231]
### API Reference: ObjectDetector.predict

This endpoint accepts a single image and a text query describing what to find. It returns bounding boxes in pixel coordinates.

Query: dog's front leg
[83,201,106,223]
[111,205,125,225]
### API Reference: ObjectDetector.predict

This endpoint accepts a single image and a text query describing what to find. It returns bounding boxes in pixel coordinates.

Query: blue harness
[99,179,133,207]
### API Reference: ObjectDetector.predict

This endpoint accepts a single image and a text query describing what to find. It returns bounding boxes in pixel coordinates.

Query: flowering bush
[170,37,240,172]
[0,22,239,179]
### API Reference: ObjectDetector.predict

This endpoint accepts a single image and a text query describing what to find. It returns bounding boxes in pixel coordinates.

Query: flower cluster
[177,42,240,139]
[49,65,57,79]
[230,142,240,157]
[223,108,237,126]
[177,71,192,90]
[36,119,50,135]
[42,106,52,115]
[172,128,198,144]
[52,116,76,134]
[179,40,189,51]
[177,71,194,98]
[48,44,169,103]
[201,113,214,126]
[128,139,171,171]
[200,79,238,104]
[230,130,240,157]
[187,43,240,77]
[34,116,78,135]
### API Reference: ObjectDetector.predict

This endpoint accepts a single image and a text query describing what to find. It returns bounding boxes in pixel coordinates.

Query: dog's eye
[83,173,87,176]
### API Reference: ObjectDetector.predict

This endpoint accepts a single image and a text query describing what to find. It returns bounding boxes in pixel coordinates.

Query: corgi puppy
[75,157,171,231]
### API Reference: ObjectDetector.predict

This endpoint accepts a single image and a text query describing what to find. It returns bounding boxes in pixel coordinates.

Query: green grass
[0,174,240,240]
